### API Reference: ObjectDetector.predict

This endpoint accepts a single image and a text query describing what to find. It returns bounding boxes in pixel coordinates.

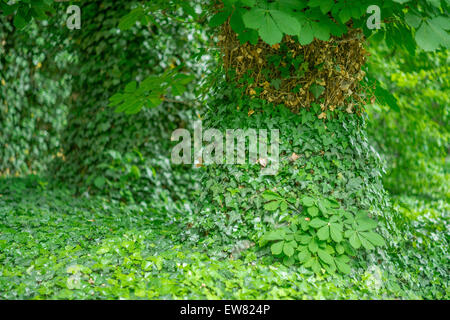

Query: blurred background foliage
[367,46,449,200]
[0,12,73,176]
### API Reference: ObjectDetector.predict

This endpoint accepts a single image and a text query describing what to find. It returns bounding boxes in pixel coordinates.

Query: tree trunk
[189,26,393,254]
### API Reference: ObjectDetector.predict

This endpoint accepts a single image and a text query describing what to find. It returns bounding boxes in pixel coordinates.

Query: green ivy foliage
[367,45,449,199]
[183,83,396,274]
[1,173,446,299]
[52,1,208,202]
[0,14,72,175]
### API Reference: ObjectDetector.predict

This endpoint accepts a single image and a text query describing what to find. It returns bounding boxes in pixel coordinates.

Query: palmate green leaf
[329,223,343,242]
[283,242,295,257]
[311,21,330,41]
[307,206,319,216]
[297,250,311,263]
[361,231,386,247]
[356,216,378,231]
[269,10,301,36]
[242,8,266,30]
[317,225,329,240]
[338,7,352,23]
[335,257,351,274]
[295,234,312,244]
[311,259,321,273]
[308,0,334,14]
[301,196,315,207]
[259,13,283,45]
[310,218,327,228]
[317,248,333,265]
[308,238,319,253]
[237,29,259,45]
[230,10,246,34]
[416,18,450,51]
[349,232,361,249]
[298,20,314,45]
[405,12,422,29]
[209,9,232,28]
[243,7,302,45]
[359,235,375,250]
[271,241,284,255]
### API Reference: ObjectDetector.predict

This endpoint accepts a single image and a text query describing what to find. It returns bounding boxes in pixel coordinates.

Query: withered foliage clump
[218,23,371,114]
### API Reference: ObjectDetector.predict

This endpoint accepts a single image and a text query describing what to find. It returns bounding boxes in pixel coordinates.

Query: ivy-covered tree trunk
[189,25,397,273]
[55,1,200,200]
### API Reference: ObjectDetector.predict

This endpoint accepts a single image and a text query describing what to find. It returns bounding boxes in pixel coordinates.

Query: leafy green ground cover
[1,176,448,300]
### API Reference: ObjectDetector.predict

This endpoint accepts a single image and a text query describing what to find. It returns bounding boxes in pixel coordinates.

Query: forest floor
[0,176,448,299]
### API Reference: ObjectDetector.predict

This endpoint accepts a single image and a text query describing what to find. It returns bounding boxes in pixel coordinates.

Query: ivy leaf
[94,176,106,189]
[310,84,325,99]
[262,190,282,201]
[264,200,280,211]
